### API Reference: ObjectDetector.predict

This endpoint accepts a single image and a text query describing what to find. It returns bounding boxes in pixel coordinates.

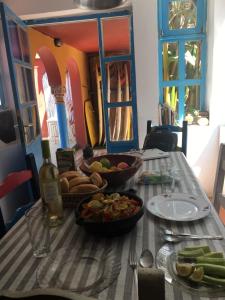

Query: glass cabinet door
[102,16,130,57]
[105,61,133,142]
[99,14,138,153]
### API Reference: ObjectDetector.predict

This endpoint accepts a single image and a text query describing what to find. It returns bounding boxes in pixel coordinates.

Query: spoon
[139,249,154,268]
[163,234,223,243]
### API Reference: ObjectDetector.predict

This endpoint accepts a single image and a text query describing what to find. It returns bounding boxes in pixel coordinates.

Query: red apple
[117,162,129,169]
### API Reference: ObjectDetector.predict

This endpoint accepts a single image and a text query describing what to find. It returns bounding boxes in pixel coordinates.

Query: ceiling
[34,17,130,53]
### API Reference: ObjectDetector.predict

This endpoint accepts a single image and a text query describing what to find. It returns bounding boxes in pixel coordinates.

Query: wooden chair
[0,153,40,237]
[143,120,188,156]
[213,143,225,220]
[0,210,6,238]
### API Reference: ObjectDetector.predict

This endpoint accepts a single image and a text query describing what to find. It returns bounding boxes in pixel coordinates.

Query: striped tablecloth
[1,152,225,300]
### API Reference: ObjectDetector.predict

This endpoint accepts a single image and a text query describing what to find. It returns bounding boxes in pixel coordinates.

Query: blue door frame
[26,10,139,153]
[0,3,42,169]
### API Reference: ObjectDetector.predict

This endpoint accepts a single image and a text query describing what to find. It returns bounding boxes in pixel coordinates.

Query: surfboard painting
[107,63,117,142]
[112,65,122,141]
[107,63,112,141]
[84,100,98,147]
[95,63,103,145]
[119,63,130,141]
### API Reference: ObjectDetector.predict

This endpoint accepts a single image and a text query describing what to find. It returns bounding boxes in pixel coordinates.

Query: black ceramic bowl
[75,191,144,237]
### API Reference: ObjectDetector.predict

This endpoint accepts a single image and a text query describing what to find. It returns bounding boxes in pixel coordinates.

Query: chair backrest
[0,153,40,236]
[0,209,6,239]
[25,153,40,200]
[144,120,188,155]
[213,143,225,221]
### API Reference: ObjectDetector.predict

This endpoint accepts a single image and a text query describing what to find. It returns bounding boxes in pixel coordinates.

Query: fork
[129,249,139,300]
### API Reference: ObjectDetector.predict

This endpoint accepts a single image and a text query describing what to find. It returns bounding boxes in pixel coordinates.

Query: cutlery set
[129,250,139,300]
[129,249,153,300]
[162,228,224,243]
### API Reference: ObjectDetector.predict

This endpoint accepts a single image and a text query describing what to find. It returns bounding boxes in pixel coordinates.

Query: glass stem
[171,177,175,193]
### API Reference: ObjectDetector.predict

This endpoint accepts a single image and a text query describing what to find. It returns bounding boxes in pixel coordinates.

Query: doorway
[28,11,139,155]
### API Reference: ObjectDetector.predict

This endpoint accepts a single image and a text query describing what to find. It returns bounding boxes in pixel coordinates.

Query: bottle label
[43,181,59,203]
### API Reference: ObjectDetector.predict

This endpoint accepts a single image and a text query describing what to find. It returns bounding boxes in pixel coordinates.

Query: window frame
[158,0,207,123]
[158,0,207,36]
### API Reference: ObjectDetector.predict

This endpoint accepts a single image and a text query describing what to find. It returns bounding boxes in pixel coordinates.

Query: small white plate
[146,193,210,221]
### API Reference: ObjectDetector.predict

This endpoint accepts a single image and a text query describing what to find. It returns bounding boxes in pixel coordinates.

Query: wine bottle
[39,140,64,227]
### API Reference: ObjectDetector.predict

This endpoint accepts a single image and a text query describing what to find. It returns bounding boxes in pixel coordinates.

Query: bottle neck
[43,157,51,164]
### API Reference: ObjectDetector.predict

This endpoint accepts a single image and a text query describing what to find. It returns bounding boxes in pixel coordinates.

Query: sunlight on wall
[209,12,225,126]
[187,125,219,198]
[192,166,201,177]
[34,66,45,125]
[28,28,90,147]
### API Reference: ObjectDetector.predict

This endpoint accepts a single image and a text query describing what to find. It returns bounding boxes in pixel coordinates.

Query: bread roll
[59,171,81,181]
[60,177,69,193]
[70,184,99,193]
[69,176,90,189]
[90,172,103,187]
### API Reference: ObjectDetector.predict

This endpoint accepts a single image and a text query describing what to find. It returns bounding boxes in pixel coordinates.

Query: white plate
[146,193,210,221]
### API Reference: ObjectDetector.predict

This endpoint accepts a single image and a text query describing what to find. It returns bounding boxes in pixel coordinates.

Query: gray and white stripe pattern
[0,152,225,300]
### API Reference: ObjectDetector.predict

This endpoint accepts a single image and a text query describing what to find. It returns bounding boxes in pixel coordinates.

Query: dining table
[1,151,225,300]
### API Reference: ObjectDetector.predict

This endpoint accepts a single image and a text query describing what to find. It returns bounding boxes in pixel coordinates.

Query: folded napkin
[138,268,165,300]
[142,149,169,160]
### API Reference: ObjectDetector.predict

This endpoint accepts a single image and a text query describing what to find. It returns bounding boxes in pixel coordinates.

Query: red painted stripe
[0,170,32,199]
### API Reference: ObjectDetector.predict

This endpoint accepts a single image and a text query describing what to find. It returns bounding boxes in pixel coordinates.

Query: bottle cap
[41,140,51,159]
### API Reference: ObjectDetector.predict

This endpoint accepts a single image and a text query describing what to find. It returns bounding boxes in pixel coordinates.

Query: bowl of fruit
[79,154,143,186]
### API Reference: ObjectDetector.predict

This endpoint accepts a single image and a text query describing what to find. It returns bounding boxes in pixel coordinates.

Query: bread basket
[62,179,108,208]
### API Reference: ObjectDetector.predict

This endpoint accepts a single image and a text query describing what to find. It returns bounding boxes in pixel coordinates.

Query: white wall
[132,0,159,147]
[3,0,225,198]
[131,0,220,197]
[202,0,225,197]
[207,0,225,128]
[3,0,132,19]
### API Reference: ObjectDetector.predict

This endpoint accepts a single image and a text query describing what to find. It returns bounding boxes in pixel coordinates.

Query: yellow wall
[28,27,90,109]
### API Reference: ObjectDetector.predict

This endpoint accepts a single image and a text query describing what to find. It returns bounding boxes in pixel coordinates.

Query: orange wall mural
[28,27,90,148]
[33,58,48,138]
